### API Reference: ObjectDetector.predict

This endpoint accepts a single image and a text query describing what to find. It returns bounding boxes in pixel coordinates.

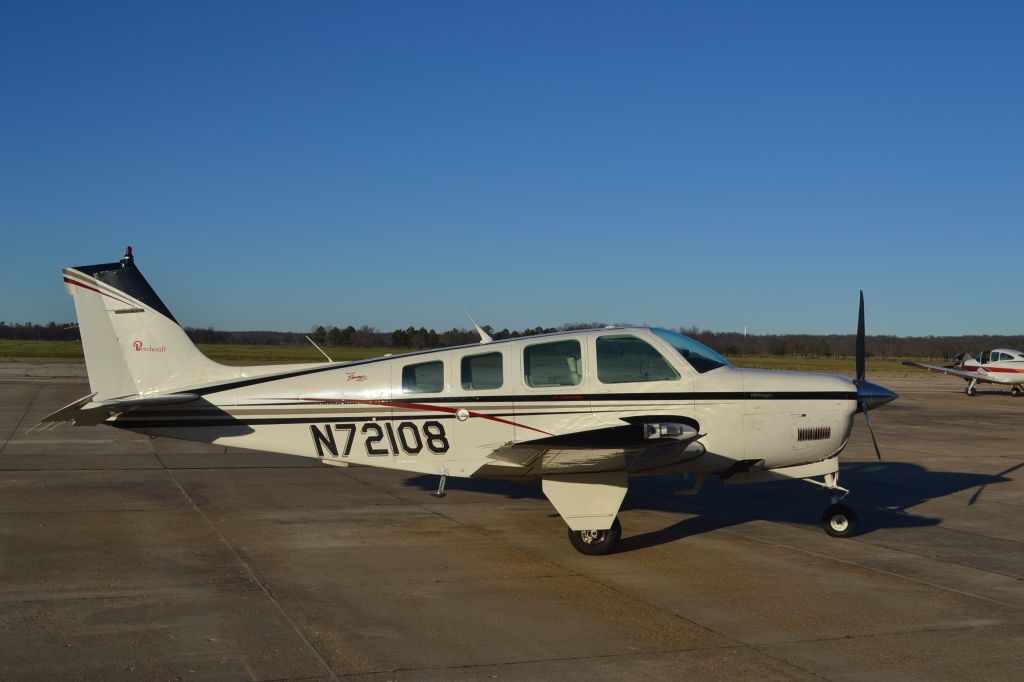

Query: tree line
[4,320,1023,360]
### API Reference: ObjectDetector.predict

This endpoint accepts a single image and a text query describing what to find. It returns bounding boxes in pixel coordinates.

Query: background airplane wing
[902,360,996,383]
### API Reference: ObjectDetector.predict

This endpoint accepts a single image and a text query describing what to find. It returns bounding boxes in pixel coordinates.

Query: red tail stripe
[63,275,135,307]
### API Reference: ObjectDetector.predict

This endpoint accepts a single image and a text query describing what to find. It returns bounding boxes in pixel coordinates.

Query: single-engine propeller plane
[904,350,1024,396]
[44,248,898,555]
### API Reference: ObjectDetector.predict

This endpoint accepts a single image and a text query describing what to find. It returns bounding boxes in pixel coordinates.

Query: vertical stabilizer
[63,247,235,400]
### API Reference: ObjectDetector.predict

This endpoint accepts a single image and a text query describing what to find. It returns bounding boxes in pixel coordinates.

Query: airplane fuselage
[53,250,895,552]
[108,328,860,482]
[962,349,1024,385]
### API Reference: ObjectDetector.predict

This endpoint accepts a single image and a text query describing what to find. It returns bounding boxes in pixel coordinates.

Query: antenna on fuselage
[305,335,334,362]
[464,311,493,344]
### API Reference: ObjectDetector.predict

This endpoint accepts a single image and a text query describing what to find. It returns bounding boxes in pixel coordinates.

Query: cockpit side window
[596,335,680,384]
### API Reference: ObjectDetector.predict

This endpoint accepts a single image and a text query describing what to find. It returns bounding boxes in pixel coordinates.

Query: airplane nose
[856,380,898,412]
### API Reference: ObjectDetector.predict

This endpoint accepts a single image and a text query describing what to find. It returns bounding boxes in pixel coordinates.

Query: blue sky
[2,2,1021,335]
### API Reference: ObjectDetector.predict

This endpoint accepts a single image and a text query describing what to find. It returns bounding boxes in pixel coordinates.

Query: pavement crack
[151,446,340,681]
[0,385,44,455]
[334,643,751,678]
[752,620,1008,648]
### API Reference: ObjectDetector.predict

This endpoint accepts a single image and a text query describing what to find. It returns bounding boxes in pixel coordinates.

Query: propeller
[853,290,898,459]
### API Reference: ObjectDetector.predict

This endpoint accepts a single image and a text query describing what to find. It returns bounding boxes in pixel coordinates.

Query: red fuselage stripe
[965,365,1024,374]
[278,397,553,436]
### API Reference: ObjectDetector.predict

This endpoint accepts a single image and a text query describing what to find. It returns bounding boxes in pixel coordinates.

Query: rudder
[64,247,235,400]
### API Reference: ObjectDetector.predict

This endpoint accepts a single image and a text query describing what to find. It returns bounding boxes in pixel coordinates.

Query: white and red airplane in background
[43,247,897,555]
[904,350,1024,396]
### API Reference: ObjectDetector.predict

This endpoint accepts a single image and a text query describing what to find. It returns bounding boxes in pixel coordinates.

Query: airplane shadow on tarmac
[403,461,1018,553]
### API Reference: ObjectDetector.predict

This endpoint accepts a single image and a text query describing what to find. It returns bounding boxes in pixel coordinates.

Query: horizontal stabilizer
[42,392,199,425]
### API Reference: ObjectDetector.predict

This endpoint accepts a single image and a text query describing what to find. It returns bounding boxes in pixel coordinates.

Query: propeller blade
[860,401,882,460]
[856,290,865,383]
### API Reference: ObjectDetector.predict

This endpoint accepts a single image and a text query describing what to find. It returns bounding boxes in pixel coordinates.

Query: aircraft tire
[966,386,977,396]
[822,504,858,538]
[1012,386,1022,396]
[568,517,622,555]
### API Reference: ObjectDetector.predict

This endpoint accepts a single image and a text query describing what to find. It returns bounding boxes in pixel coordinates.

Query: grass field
[729,355,915,373]
[0,339,923,373]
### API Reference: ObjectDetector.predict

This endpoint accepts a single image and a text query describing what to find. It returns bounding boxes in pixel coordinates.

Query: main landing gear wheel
[568,517,622,556]
[822,503,858,538]
[1012,386,1022,396]
[966,381,978,396]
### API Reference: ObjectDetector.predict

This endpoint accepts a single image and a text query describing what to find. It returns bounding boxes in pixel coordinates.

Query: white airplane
[904,350,1024,396]
[44,248,897,555]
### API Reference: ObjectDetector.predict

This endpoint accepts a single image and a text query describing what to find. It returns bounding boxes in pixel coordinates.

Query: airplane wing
[902,360,998,383]
[482,419,706,478]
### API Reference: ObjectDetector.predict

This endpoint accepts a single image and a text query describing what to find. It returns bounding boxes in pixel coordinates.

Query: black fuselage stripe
[120,392,854,422]
[122,409,593,419]
[113,391,855,429]
[114,414,458,428]
[112,411,603,427]
[186,390,857,404]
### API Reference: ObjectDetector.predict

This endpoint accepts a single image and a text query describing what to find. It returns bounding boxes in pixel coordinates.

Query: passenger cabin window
[461,352,503,390]
[524,340,582,387]
[977,352,991,364]
[402,361,444,393]
[596,335,680,384]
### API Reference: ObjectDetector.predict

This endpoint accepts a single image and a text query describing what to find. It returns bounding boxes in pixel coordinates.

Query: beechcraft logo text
[133,340,167,352]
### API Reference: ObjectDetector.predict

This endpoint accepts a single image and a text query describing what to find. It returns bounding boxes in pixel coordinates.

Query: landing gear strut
[805,470,859,538]
[966,379,978,396]
[568,518,621,555]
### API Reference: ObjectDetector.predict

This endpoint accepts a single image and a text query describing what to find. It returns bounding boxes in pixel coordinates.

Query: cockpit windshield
[651,328,731,374]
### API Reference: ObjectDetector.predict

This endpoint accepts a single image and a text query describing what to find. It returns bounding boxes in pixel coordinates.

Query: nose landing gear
[805,470,859,538]
[822,503,858,538]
